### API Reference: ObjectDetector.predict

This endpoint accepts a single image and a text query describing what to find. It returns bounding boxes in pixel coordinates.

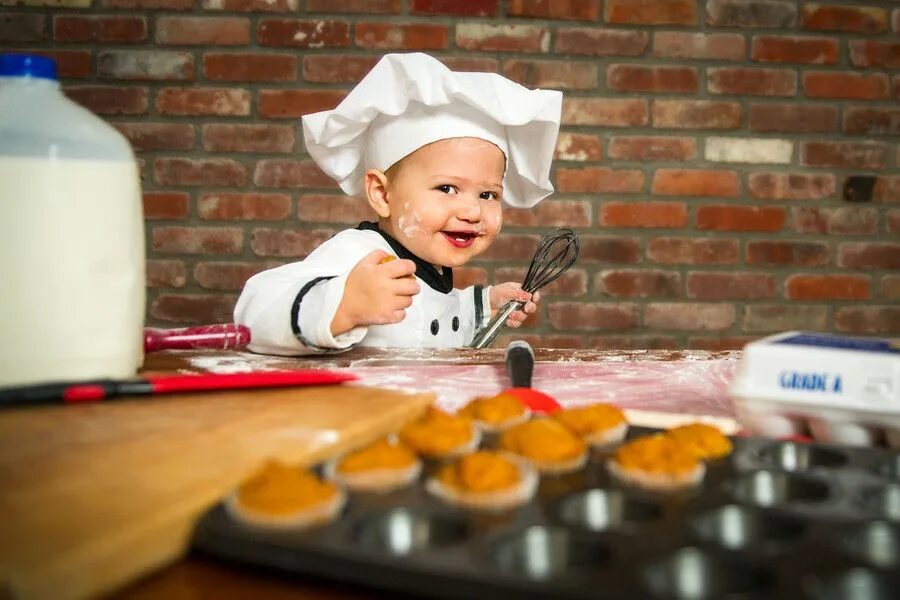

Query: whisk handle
[469,300,524,349]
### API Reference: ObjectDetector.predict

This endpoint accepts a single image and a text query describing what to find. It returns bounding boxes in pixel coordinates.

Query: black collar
[356,221,453,293]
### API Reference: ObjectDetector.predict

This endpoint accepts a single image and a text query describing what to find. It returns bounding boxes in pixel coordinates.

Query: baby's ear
[364,169,391,218]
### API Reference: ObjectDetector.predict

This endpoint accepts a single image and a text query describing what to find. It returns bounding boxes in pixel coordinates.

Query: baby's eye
[480,191,499,201]
[436,184,458,194]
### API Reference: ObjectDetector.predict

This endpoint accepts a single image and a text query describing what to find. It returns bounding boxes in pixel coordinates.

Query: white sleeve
[451,284,492,345]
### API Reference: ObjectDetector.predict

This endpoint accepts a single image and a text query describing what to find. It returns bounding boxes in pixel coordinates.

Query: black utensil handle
[506,340,534,389]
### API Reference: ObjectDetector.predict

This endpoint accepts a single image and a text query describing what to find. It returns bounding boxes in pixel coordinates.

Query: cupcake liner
[472,409,532,434]
[524,448,589,475]
[324,458,422,493]
[607,459,705,492]
[584,422,629,448]
[417,425,482,460]
[425,453,538,512]
[225,487,346,530]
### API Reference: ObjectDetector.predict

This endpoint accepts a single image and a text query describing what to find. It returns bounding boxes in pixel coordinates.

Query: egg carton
[193,431,900,600]
[730,331,900,448]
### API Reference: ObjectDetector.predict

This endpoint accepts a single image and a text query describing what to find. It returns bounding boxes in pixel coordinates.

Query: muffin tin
[193,430,900,599]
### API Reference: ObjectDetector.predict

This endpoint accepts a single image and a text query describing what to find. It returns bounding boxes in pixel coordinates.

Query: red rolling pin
[143,324,251,352]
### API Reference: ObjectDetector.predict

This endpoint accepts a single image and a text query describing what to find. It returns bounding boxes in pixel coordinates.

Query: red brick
[554,28,647,57]
[503,201,591,228]
[105,0,193,8]
[688,337,759,351]
[201,124,294,153]
[355,23,448,50]
[307,0,397,11]
[746,241,830,267]
[65,86,148,115]
[251,228,335,258]
[115,123,194,151]
[748,172,836,200]
[556,167,644,194]
[578,236,641,264]
[143,192,189,220]
[607,65,698,93]
[562,98,648,127]
[98,51,194,81]
[652,32,745,60]
[645,303,734,331]
[875,176,900,203]
[605,0,697,25]
[298,194,379,224]
[152,226,244,254]
[708,67,796,96]
[150,294,237,325]
[438,57,499,73]
[749,103,837,133]
[479,234,540,261]
[590,336,679,350]
[504,59,597,90]
[849,41,900,68]
[0,13,45,42]
[743,305,828,333]
[751,35,837,64]
[456,24,549,53]
[804,72,888,99]
[303,55,379,83]
[652,100,741,129]
[608,136,695,162]
[146,260,187,288]
[194,262,276,291]
[835,307,900,335]
[802,4,887,33]
[786,274,870,301]
[453,267,488,289]
[156,16,249,45]
[496,268,587,297]
[204,53,296,82]
[887,210,900,234]
[498,334,586,349]
[792,207,878,236]
[258,19,349,48]
[154,158,248,187]
[802,142,886,169]
[54,16,146,43]
[843,107,900,136]
[596,270,680,298]
[27,50,91,79]
[647,237,739,265]
[707,1,797,28]
[881,275,900,301]
[697,205,785,232]
[156,87,250,116]
[839,243,900,270]
[652,169,740,197]
[508,0,600,21]
[600,202,686,228]
[410,0,498,16]
[258,89,345,119]
[555,133,602,161]
[548,303,638,331]
[198,193,291,221]
[254,159,335,189]
[687,272,775,300]
[203,0,297,10]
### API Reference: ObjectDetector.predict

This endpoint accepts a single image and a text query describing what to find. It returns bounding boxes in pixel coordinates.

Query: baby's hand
[331,250,418,335]
[489,282,540,328]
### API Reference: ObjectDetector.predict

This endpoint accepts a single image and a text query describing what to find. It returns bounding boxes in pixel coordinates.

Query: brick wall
[2,0,898,350]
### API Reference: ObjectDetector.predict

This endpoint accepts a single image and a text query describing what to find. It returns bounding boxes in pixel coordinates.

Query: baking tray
[193,429,900,599]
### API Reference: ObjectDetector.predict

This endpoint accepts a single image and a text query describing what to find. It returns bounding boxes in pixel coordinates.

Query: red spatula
[504,341,561,414]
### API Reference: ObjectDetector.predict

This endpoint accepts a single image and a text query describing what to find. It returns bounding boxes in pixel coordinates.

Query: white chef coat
[234,222,492,356]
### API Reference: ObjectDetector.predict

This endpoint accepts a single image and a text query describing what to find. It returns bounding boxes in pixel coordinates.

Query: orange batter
[552,404,626,437]
[500,418,586,463]
[666,423,733,460]
[237,460,339,516]
[612,435,700,476]
[436,451,521,493]
[336,438,417,474]
[378,255,415,279]
[459,393,527,426]
[399,407,475,456]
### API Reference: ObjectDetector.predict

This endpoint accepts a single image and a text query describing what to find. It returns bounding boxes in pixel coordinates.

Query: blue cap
[0,54,58,80]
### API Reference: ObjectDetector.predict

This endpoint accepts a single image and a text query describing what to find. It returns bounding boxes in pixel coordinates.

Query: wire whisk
[469,228,580,349]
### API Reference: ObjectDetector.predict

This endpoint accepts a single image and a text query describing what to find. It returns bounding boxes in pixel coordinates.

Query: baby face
[382,137,505,268]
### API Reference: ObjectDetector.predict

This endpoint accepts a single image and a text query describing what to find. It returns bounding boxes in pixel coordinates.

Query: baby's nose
[456,194,482,221]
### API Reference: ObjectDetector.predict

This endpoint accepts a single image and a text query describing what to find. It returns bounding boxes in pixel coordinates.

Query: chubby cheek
[483,204,503,237]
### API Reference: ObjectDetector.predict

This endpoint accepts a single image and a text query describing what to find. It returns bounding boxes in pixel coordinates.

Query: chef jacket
[234,222,491,356]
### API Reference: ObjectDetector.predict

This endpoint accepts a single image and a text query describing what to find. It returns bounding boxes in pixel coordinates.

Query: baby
[235,53,562,355]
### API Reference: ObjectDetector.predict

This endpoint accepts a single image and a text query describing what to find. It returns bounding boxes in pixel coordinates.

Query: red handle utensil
[144,324,251,352]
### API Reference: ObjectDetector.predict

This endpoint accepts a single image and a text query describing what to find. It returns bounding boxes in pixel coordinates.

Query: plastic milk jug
[0,54,145,387]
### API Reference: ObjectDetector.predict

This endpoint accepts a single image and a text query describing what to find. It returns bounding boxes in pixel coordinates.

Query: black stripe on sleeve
[473,285,484,331]
[290,276,337,351]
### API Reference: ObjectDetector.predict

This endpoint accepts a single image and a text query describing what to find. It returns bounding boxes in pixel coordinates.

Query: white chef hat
[301,53,563,208]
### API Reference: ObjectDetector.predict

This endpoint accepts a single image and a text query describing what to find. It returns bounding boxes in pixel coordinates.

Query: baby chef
[234,53,563,356]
